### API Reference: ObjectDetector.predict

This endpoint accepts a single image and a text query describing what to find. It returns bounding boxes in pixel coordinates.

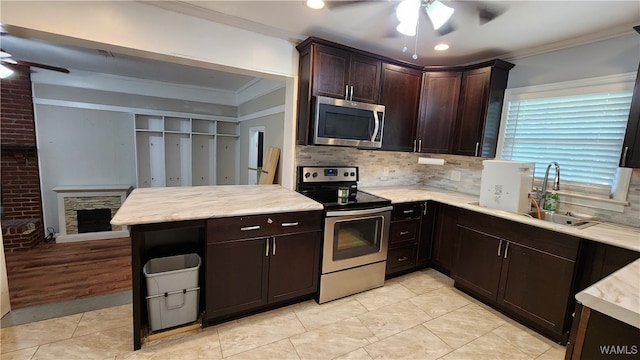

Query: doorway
[248,127,265,185]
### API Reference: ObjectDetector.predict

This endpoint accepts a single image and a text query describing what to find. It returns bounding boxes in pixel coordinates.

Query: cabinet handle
[497,239,503,257]
[399,231,410,236]
[241,225,261,231]
[350,85,354,101]
[503,241,510,259]
[398,256,409,262]
[418,139,422,152]
[345,85,349,100]
[475,142,480,157]
[265,239,269,257]
[281,222,299,227]
[621,146,629,167]
[403,210,414,214]
[413,140,417,152]
[273,238,277,256]
[423,202,427,215]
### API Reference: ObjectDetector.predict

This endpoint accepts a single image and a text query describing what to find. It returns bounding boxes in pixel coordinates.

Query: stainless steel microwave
[313,96,385,149]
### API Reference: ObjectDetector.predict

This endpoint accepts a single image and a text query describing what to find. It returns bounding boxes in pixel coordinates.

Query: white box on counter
[479,160,535,213]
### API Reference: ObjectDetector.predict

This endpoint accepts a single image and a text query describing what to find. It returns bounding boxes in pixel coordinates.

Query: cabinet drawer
[392,202,423,220]
[389,219,419,246]
[386,245,416,275]
[208,211,322,242]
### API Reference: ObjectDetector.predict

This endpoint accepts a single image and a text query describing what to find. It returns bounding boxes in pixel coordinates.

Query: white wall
[507,33,639,88]
[35,105,137,232]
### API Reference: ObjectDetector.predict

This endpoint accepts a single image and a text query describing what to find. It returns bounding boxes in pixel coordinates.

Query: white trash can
[143,253,201,331]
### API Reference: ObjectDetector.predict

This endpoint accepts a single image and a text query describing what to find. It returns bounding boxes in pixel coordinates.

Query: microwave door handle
[371,111,380,142]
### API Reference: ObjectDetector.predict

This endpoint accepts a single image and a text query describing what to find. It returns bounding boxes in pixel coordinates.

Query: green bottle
[544,191,559,211]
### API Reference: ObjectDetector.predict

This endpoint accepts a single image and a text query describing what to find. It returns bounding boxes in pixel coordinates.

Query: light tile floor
[0,269,566,359]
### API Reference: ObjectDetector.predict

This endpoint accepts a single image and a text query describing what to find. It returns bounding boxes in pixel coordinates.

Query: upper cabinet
[452,62,513,157]
[416,61,514,156]
[416,71,462,154]
[295,37,514,154]
[296,38,382,145]
[620,60,640,168]
[379,63,423,152]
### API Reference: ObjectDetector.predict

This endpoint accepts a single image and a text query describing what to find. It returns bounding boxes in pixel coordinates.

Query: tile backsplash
[296,145,640,227]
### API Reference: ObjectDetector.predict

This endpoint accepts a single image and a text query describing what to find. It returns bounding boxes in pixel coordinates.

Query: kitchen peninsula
[111,185,323,350]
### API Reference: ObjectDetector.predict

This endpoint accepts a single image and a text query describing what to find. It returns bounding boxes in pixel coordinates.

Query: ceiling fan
[317,0,506,37]
[0,49,70,79]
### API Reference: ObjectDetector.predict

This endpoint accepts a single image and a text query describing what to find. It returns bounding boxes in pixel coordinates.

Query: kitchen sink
[525,210,598,229]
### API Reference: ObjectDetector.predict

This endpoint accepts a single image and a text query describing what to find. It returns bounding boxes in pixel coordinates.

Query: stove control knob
[312,172,318,178]
[344,172,349,177]
[350,172,356,176]
[304,172,311,178]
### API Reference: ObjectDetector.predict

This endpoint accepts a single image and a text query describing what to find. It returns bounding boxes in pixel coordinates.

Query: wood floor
[4,237,131,309]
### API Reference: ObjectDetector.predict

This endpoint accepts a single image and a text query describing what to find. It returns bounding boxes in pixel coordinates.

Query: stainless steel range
[297,166,392,303]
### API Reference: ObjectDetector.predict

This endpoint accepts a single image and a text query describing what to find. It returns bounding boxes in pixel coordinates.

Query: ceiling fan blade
[13,59,70,74]
[475,2,508,25]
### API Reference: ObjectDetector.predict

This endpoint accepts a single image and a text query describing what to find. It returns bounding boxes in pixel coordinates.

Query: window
[496,74,634,196]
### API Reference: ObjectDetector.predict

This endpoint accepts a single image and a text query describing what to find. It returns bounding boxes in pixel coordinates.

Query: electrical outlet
[451,170,461,182]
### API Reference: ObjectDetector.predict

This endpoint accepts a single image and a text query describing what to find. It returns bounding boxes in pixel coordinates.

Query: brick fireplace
[1,65,45,252]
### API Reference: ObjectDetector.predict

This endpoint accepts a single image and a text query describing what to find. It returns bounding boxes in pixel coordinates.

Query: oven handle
[326,206,393,217]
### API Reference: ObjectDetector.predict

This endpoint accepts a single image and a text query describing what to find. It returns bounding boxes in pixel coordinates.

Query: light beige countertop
[362,186,640,253]
[576,259,640,329]
[111,185,323,226]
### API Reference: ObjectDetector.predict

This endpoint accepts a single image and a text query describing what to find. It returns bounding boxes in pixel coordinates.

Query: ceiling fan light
[396,0,420,23]
[426,0,454,30]
[434,43,450,51]
[0,64,14,79]
[306,0,324,10]
[396,21,417,37]
[0,50,11,59]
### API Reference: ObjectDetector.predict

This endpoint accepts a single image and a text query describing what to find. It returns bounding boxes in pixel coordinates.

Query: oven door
[322,206,392,274]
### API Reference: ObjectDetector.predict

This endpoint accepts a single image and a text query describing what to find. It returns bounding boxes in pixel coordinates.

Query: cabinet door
[620,61,640,168]
[386,244,417,276]
[452,67,491,156]
[416,202,434,268]
[498,242,575,339]
[416,72,462,153]
[268,231,321,303]
[389,219,419,247]
[452,226,503,302]
[205,238,269,319]
[312,45,350,99]
[349,55,382,103]
[430,204,458,274]
[379,64,422,151]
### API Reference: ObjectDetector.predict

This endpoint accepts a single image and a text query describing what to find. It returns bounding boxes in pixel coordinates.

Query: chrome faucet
[538,161,560,210]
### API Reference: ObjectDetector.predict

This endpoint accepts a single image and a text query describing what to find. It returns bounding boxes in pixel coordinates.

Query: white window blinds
[497,77,633,189]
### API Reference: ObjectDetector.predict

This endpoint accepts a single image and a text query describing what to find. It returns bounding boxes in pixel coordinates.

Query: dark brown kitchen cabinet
[296,38,382,144]
[452,209,580,343]
[205,211,322,323]
[379,63,423,151]
[386,202,424,277]
[416,201,435,268]
[430,203,458,275]
[574,240,639,293]
[416,72,462,153]
[620,59,640,168]
[452,61,514,157]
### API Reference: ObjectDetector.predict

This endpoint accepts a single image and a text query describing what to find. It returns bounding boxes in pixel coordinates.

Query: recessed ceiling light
[306,0,325,9]
[434,43,450,51]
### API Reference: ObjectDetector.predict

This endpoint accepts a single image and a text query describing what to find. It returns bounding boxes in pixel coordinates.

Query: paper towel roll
[418,157,446,165]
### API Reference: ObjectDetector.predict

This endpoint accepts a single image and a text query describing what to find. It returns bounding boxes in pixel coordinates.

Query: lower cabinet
[452,209,580,343]
[205,211,322,323]
[386,202,426,277]
[430,203,458,275]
